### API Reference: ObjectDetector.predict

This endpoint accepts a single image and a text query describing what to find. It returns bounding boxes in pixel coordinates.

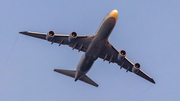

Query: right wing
[99,42,155,84]
[19,31,94,52]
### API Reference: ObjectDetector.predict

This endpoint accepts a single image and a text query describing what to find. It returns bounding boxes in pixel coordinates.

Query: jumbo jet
[19,9,155,87]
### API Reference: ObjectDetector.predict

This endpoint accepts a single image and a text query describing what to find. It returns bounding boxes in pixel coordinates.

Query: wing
[99,41,155,84]
[19,31,94,52]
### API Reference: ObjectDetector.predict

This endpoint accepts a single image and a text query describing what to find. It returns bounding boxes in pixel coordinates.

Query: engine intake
[68,31,77,42]
[118,50,126,61]
[132,63,141,73]
[46,30,55,41]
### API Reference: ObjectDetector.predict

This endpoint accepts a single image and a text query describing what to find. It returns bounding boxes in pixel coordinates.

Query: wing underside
[19,31,155,84]
[19,31,94,52]
[99,42,155,84]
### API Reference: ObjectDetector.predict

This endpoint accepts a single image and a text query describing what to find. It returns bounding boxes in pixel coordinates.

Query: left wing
[99,41,155,84]
[19,31,94,52]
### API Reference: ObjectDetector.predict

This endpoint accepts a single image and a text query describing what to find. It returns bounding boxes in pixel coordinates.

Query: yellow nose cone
[109,9,118,20]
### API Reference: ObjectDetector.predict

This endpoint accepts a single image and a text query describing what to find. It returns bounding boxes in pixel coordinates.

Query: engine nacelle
[132,63,141,73]
[68,31,77,42]
[118,50,126,61]
[46,30,55,41]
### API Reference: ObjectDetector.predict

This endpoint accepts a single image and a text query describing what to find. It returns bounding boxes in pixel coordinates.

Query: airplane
[19,9,155,87]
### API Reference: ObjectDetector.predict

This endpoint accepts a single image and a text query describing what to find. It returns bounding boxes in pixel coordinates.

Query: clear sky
[0,0,180,101]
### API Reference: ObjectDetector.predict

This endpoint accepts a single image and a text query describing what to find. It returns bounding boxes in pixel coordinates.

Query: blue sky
[1,0,180,101]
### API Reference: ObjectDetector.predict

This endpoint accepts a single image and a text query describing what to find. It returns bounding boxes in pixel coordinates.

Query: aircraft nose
[109,9,118,20]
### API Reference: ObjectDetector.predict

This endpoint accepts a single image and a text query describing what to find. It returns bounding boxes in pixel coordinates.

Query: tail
[54,69,98,87]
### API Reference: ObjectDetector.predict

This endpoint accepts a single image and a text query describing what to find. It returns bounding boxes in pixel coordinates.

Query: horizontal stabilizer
[54,69,98,87]
[54,69,76,78]
[79,74,99,87]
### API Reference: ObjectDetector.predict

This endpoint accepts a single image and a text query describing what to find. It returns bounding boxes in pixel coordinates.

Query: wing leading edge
[99,42,155,84]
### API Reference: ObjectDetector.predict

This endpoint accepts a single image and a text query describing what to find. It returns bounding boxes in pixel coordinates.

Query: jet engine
[132,63,141,73]
[118,50,126,61]
[68,31,77,42]
[46,30,55,41]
